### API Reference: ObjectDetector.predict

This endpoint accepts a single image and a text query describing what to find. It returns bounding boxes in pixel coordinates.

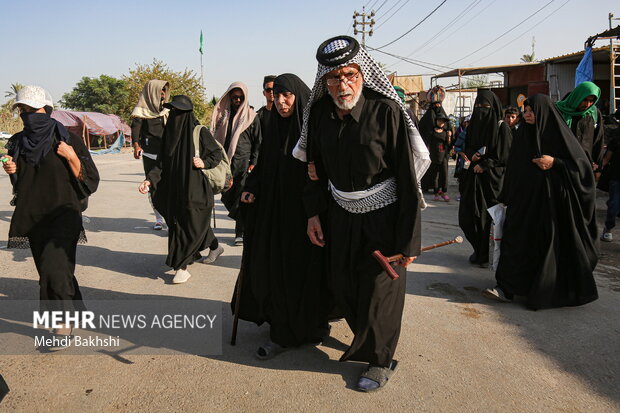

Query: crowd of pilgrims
[2,33,617,391]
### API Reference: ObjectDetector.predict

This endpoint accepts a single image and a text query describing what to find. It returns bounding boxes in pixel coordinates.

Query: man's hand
[472,152,481,162]
[240,191,255,204]
[1,155,16,175]
[307,215,325,247]
[308,162,319,181]
[247,164,255,173]
[138,180,150,194]
[473,165,485,174]
[396,256,416,267]
[56,141,77,162]
[133,143,142,159]
[532,155,554,171]
[193,157,204,169]
[459,152,469,162]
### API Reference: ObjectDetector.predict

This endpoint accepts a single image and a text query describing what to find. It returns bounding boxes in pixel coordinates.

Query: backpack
[192,125,232,194]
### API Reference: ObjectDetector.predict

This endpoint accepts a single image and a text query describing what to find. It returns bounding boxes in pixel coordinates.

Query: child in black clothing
[429,116,451,201]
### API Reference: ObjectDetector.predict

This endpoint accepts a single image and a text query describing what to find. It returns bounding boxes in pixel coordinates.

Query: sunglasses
[264,88,274,93]
[230,95,244,101]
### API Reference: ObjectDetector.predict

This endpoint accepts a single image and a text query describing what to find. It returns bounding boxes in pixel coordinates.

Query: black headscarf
[16,112,70,165]
[466,89,503,152]
[271,73,311,154]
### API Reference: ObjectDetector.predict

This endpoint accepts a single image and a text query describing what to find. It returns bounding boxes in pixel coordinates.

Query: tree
[464,75,489,89]
[520,53,536,63]
[122,59,207,123]
[61,75,128,115]
[2,83,24,113]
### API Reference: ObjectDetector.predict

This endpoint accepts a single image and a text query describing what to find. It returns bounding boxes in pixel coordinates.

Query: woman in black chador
[139,95,223,284]
[234,73,330,359]
[3,86,99,332]
[458,89,512,267]
[483,94,598,309]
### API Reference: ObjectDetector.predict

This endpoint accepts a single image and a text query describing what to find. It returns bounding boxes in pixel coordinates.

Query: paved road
[0,152,618,412]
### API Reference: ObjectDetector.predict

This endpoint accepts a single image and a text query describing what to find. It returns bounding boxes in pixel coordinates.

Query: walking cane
[212,206,217,229]
[230,257,244,345]
[372,236,463,280]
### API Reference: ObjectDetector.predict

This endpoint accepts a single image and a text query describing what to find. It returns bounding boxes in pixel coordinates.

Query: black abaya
[496,94,598,309]
[232,74,330,347]
[147,107,223,270]
[458,89,512,264]
[7,120,99,312]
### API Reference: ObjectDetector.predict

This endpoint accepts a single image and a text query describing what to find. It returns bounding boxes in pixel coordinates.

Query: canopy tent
[51,110,131,151]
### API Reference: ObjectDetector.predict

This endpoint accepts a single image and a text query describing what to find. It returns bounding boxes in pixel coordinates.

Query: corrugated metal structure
[430,46,616,111]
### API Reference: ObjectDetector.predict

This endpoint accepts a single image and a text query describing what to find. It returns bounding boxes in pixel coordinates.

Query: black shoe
[479,261,489,268]
[469,252,478,264]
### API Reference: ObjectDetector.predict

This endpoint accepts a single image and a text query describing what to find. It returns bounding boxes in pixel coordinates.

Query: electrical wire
[374,0,448,50]
[448,0,556,66]
[376,0,412,30]
[376,0,404,22]
[406,0,481,56]
[468,0,571,65]
[367,46,454,72]
[374,0,389,14]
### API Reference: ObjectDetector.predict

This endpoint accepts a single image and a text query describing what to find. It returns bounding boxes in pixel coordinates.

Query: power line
[376,0,404,22]
[367,46,454,72]
[374,0,448,50]
[385,0,491,70]
[406,0,481,55]
[468,0,571,64]
[374,0,389,14]
[367,0,381,10]
[448,0,556,66]
[408,0,496,59]
[376,0,412,29]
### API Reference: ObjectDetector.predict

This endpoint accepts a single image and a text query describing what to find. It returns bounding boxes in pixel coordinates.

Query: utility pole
[609,12,619,113]
[353,7,375,48]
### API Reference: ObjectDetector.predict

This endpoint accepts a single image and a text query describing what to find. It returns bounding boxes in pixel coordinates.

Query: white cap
[11,85,54,111]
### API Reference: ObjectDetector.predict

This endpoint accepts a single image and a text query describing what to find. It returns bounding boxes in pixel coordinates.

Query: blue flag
[575,47,593,86]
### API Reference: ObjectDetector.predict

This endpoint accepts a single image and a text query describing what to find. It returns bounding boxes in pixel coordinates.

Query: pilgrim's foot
[468,252,478,264]
[255,340,289,360]
[172,268,191,284]
[357,360,398,392]
[200,245,224,264]
[482,286,513,303]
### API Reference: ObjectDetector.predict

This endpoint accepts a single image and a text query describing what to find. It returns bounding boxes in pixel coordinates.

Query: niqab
[15,112,70,166]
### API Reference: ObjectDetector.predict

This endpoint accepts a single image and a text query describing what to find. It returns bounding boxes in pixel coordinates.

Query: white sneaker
[601,231,612,242]
[234,237,243,246]
[201,245,224,264]
[172,269,192,284]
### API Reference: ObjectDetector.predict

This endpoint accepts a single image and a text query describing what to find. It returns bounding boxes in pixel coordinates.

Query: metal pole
[610,13,616,113]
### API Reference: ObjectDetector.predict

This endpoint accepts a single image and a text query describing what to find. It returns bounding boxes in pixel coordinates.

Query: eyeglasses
[326,71,360,86]
[264,88,273,93]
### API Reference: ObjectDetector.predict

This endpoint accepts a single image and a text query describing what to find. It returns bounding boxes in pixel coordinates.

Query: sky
[0,0,617,110]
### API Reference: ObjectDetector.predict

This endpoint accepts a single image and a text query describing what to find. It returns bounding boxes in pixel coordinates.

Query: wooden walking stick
[230,260,244,345]
[372,236,463,280]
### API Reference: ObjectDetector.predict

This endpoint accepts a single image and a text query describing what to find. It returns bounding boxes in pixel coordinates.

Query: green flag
[199,30,204,55]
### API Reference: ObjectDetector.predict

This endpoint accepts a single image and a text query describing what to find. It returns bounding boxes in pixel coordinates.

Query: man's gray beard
[329,87,362,111]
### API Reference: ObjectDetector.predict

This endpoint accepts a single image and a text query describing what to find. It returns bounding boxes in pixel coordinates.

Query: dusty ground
[0,153,618,413]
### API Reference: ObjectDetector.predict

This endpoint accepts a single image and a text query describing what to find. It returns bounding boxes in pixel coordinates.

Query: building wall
[546,63,610,101]
[507,65,545,87]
